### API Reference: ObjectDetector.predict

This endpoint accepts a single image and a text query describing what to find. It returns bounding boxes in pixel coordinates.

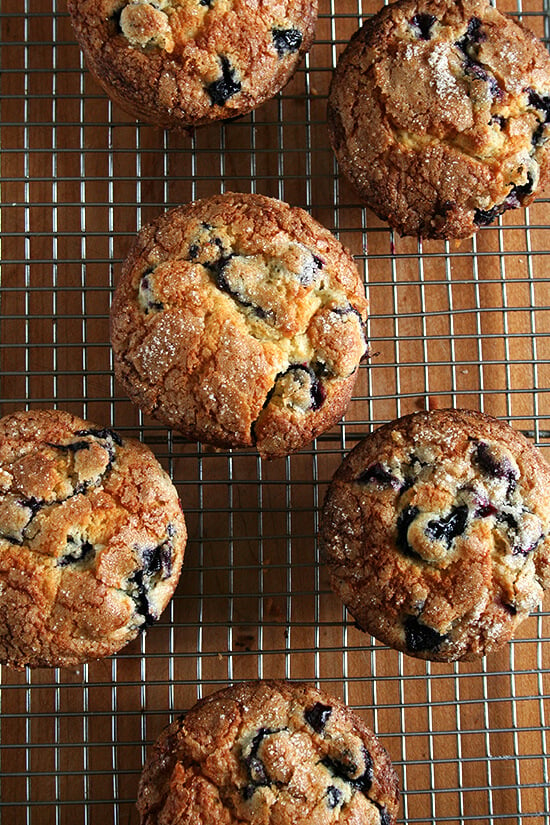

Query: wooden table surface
[1,1,549,822]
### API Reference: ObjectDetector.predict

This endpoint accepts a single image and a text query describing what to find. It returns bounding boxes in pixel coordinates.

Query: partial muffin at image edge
[0,408,186,669]
[320,408,550,662]
[67,0,319,129]
[328,0,550,239]
[136,679,400,825]
[110,191,369,459]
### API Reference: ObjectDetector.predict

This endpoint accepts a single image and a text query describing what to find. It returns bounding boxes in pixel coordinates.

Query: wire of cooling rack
[1,1,550,823]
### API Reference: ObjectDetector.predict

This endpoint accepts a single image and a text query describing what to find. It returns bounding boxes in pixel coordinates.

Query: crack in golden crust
[111,193,369,459]
[328,0,550,239]
[320,408,550,662]
[0,409,187,669]
[67,0,318,128]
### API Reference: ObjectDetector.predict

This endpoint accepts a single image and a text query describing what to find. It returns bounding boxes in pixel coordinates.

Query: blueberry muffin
[137,679,400,824]
[0,409,186,669]
[327,0,550,239]
[67,0,318,129]
[110,192,369,459]
[320,408,550,662]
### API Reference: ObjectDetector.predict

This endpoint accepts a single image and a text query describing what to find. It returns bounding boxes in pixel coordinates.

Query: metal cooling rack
[1,0,550,822]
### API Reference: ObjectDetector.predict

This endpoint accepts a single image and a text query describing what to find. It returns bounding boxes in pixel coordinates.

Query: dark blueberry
[74,427,122,474]
[140,534,173,579]
[331,303,361,320]
[47,440,91,454]
[140,272,164,314]
[532,121,546,147]
[242,784,256,800]
[130,570,156,628]
[502,601,517,615]
[329,303,370,364]
[144,301,164,315]
[404,614,448,653]
[512,173,534,201]
[356,463,401,490]
[473,496,499,519]
[332,304,368,349]
[410,13,436,40]
[464,58,501,99]
[16,496,46,541]
[496,509,541,556]
[491,114,507,129]
[322,746,373,794]
[19,496,44,518]
[188,243,200,260]
[425,504,469,547]
[326,785,344,809]
[248,754,269,786]
[375,803,392,825]
[497,511,518,531]
[473,175,531,225]
[58,539,95,567]
[528,89,550,121]
[396,506,420,559]
[213,256,271,321]
[473,203,506,227]
[75,427,123,447]
[257,365,324,427]
[199,0,214,6]
[287,365,326,411]
[528,91,550,145]
[206,56,241,106]
[244,728,282,789]
[72,481,90,497]
[299,252,324,286]
[310,377,326,411]
[513,534,543,557]
[456,16,486,55]
[473,441,517,494]
[271,27,303,57]
[304,702,332,733]
[140,267,154,286]
[354,747,374,794]
[208,252,233,286]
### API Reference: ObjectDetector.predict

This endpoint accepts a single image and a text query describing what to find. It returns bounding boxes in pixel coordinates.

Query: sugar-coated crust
[110,192,369,459]
[0,409,186,668]
[321,408,550,662]
[328,0,550,239]
[137,679,400,825]
[67,0,318,129]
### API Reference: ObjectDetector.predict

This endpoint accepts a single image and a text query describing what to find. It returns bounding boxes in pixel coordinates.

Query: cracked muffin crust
[67,0,318,129]
[110,192,369,459]
[327,0,550,239]
[137,679,400,825]
[0,409,186,669]
[320,408,550,662]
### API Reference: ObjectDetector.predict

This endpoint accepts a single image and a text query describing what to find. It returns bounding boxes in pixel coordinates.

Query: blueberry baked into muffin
[321,408,550,662]
[67,0,318,129]
[137,679,400,824]
[110,192,369,459]
[0,409,186,668]
[328,0,550,239]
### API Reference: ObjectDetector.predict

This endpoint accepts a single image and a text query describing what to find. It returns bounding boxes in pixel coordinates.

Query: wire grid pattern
[1,0,550,822]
